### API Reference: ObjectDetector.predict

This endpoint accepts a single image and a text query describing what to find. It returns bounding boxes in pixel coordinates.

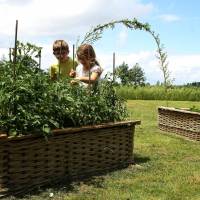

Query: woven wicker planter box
[158,106,200,141]
[0,120,140,197]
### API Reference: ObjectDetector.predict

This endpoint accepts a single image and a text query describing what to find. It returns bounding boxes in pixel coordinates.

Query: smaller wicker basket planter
[158,106,200,141]
[0,120,140,197]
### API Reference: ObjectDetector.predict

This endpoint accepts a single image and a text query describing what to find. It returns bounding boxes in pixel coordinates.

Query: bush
[0,42,127,137]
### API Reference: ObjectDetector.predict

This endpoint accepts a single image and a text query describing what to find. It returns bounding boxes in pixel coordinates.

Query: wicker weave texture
[0,121,139,196]
[158,107,200,141]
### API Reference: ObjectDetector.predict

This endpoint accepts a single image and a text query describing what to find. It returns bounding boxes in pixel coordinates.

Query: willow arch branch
[80,18,173,88]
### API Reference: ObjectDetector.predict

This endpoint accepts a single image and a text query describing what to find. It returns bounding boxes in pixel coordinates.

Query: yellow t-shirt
[50,57,78,80]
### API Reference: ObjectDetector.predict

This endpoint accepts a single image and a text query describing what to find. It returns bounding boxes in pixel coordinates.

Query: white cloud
[1,43,199,85]
[1,0,198,85]
[0,0,154,45]
[168,54,200,84]
[170,54,200,69]
[96,50,200,84]
[97,50,161,82]
[0,48,9,59]
[0,0,33,6]
[159,14,180,22]
[116,29,128,47]
[0,0,155,71]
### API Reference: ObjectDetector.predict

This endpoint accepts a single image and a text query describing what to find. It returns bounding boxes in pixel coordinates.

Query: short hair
[53,40,69,53]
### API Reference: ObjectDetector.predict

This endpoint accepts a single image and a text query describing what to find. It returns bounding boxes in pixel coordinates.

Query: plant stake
[13,20,18,81]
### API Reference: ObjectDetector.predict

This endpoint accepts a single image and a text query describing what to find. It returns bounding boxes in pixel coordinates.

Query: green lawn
[5,100,200,200]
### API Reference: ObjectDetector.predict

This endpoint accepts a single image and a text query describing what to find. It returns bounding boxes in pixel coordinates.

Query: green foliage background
[116,85,200,101]
[115,62,146,86]
[0,42,127,137]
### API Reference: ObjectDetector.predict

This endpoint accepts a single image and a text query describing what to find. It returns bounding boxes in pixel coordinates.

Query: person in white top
[70,44,103,87]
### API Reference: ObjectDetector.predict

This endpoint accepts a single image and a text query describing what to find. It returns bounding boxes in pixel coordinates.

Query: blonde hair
[53,40,69,53]
[77,44,99,66]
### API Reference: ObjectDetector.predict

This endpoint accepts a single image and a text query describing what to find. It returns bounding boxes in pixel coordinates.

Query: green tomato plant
[0,42,128,137]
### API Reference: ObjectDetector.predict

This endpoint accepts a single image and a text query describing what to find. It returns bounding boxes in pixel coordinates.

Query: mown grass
[4,100,200,200]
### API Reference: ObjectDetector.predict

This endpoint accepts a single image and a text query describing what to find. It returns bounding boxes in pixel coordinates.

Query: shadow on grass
[134,153,150,164]
[3,156,151,199]
[3,166,126,200]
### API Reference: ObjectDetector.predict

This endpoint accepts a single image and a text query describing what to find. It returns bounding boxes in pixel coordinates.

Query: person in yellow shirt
[50,40,78,80]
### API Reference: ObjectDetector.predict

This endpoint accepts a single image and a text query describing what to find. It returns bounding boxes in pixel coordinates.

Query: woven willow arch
[79,18,173,88]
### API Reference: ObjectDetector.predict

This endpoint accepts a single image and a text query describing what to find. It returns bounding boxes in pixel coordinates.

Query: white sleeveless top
[76,64,103,77]
[76,64,103,87]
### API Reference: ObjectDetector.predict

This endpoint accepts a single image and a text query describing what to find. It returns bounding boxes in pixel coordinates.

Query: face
[53,49,69,62]
[77,55,90,67]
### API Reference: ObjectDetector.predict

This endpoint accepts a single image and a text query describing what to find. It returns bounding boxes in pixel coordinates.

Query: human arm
[69,59,79,77]
[50,65,57,80]
[75,72,99,84]
[74,65,103,84]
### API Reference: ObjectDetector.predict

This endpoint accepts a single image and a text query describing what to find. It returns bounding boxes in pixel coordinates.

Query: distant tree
[79,18,173,90]
[156,81,161,86]
[115,62,129,85]
[128,63,146,86]
[145,82,151,86]
[115,62,146,86]
[186,82,200,87]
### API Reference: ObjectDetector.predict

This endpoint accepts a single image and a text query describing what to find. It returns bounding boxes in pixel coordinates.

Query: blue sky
[0,0,200,85]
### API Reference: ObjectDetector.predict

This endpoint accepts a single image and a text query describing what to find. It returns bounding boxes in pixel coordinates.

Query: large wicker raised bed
[0,120,140,197]
[158,106,200,141]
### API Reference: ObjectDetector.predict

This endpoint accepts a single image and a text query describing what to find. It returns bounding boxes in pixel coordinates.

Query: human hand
[69,69,76,77]
[74,77,81,81]
[70,79,79,85]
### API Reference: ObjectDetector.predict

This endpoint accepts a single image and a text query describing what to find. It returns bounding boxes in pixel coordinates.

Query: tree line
[114,62,146,86]
[112,62,199,87]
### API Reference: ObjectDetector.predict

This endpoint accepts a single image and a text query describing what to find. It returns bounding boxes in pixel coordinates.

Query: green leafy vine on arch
[79,18,174,90]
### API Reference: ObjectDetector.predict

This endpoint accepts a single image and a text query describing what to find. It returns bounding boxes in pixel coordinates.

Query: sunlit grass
[5,100,200,200]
